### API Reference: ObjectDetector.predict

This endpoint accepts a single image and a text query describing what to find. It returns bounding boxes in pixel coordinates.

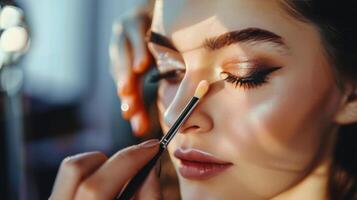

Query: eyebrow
[147,28,289,53]
[146,31,179,51]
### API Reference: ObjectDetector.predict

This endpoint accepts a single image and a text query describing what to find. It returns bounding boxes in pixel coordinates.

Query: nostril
[181,125,200,134]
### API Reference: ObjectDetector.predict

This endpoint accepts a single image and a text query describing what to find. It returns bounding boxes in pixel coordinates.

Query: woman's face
[149,0,343,199]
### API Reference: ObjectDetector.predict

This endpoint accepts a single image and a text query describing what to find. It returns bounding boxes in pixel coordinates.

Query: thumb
[74,139,160,200]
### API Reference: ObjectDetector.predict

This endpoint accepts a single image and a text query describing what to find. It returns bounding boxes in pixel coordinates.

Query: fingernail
[139,139,159,148]
[130,115,140,134]
[133,59,141,70]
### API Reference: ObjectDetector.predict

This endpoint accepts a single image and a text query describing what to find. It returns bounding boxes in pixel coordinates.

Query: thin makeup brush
[116,80,210,200]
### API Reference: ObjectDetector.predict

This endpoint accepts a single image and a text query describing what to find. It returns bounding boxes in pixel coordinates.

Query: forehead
[151,0,301,52]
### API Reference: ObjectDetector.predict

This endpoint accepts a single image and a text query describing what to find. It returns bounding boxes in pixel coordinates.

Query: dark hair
[283,1,357,199]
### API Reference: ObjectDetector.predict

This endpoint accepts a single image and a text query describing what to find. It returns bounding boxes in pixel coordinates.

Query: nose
[163,78,213,134]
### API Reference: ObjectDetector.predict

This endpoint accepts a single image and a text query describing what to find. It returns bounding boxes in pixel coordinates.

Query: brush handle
[160,97,199,148]
[116,97,199,200]
[116,144,164,200]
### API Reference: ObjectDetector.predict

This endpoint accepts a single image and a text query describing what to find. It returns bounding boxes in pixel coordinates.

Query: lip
[174,148,233,180]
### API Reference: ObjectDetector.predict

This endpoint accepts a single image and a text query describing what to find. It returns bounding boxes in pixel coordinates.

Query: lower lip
[178,159,232,180]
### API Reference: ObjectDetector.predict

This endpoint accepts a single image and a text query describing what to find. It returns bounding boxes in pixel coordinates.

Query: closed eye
[221,66,281,89]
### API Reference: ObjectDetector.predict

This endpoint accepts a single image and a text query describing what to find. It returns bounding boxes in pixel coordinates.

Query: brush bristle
[194,80,209,98]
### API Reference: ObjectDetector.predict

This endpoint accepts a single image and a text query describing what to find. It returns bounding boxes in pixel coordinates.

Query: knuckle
[59,151,106,179]
[60,156,86,178]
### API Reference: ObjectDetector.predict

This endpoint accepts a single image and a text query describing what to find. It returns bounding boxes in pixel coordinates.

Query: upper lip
[174,148,232,165]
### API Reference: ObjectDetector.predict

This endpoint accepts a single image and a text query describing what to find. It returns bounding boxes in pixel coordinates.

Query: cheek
[216,56,341,171]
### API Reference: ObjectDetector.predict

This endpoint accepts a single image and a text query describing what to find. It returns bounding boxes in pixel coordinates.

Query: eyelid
[222,58,263,69]
[222,58,284,77]
[221,56,282,68]
[220,67,256,80]
[221,66,280,77]
[157,58,185,72]
[220,66,281,89]
[220,60,260,78]
[154,52,185,73]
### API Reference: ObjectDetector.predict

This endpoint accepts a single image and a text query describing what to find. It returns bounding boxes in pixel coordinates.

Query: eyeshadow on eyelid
[222,55,283,68]
[156,52,185,70]
[156,61,185,74]
[221,66,257,78]
[224,62,254,69]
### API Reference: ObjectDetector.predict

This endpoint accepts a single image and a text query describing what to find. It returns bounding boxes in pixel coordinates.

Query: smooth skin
[51,0,357,199]
[49,139,161,200]
[142,0,357,199]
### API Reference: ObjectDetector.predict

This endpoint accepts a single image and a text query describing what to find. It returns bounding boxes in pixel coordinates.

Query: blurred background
[0,0,156,199]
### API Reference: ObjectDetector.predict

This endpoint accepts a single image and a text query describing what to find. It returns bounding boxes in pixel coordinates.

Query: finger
[135,169,162,200]
[49,152,108,200]
[120,94,139,120]
[74,139,160,200]
[118,73,144,120]
[116,73,137,97]
[120,80,150,135]
[109,23,136,96]
[128,78,151,136]
[130,109,150,137]
[125,17,151,74]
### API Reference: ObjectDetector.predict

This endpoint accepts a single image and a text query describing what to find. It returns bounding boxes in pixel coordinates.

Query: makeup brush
[116,80,210,200]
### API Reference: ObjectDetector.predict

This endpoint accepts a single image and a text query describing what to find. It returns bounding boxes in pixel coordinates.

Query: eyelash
[148,66,281,89]
[221,66,281,89]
